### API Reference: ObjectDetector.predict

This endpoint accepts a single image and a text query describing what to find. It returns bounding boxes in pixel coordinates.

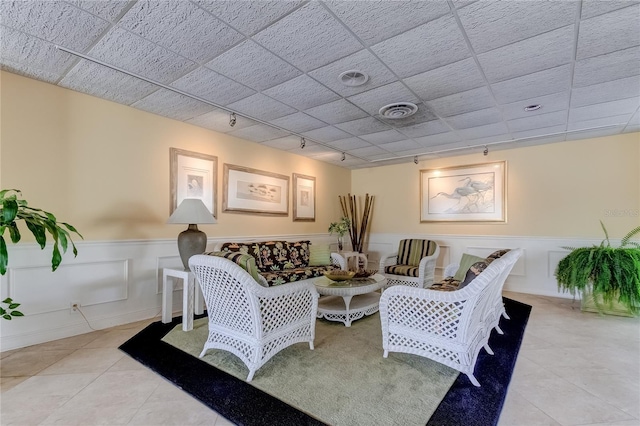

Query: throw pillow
[453,253,486,281]
[459,260,490,289]
[204,251,265,286]
[308,244,331,266]
[486,249,511,263]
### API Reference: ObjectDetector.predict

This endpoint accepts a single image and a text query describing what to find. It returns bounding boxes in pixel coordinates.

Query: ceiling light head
[483,145,489,156]
[414,156,419,165]
[338,69,369,87]
[379,102,418,119]
[341,152,346,161]
[300,137,306,149]
[524,104,542,112]
[229,112,237,127]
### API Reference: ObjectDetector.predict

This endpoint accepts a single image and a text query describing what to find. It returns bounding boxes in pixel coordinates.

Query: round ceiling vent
[379,102,418,119]
[338,70,369,87]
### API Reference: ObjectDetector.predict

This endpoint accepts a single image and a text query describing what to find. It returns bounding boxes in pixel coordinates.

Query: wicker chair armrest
[330,253,347,270]
[379,252,399,270]
[251,280,319,299]
[443,263,460,278]
[381,282,475,304]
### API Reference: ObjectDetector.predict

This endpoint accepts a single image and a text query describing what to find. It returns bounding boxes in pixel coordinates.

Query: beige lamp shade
[168,199,216,270]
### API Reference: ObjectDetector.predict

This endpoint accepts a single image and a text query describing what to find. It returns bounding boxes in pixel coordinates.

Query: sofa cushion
[397,239,437,267]
[486,249,511,263]
[309,244,331,266]
[287,240,311,268]
[385,264,419,278]
[453,253,486,281]
[429,277,462,292]
[260,265,336,286]
[459,260,490,289]
[204,251,265,286]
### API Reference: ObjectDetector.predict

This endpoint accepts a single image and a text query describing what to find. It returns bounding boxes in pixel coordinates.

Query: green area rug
[162,313,458,426]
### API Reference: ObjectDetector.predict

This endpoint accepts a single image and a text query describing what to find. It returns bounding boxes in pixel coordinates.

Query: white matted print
[223,164,289,216]
[292,173,315,222]
[170,148,217,218]
[420,161,506,222]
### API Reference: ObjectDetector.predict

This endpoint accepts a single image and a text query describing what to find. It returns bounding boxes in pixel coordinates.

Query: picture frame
[420,161,506,222]
[170,148,217,218]
[223,164,289,216]
[292,173,316,222]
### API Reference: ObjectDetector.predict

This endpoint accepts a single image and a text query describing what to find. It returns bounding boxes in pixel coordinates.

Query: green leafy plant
[555,221,640,315]
[328,216,351,251]
[1,297,23,320]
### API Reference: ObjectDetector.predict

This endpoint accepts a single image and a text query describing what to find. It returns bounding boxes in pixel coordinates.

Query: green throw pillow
[308,244,331,266]
[453,253,486,281]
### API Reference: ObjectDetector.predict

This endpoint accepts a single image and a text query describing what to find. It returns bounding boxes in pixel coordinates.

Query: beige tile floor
[1,291,638,426]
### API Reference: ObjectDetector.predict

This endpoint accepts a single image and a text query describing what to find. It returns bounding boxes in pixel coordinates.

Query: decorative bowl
[353,269,378,279]
[323,271,356,281]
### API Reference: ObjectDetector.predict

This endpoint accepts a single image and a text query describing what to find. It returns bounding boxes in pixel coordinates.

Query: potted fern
[0,189,83,319]
[555,221,640,316]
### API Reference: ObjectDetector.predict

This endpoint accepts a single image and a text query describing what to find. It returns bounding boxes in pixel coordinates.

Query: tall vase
[337,236,344,252]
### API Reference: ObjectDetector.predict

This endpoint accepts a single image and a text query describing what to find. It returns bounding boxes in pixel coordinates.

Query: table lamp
[167,198,216,270]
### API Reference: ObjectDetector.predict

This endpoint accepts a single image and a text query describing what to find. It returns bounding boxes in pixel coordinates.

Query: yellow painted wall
[1,71,350,241]
[353,132,640,239]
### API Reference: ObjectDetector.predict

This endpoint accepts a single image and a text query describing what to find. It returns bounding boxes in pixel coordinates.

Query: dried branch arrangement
[339,193,374,253]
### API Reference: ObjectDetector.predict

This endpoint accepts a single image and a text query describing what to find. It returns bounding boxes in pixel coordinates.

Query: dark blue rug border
[119,297,530,426]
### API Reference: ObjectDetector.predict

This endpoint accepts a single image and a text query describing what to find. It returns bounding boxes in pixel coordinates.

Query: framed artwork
[223,164,289,216]
[420,161,506,222]
[169,148,217,218]
[292,173,316,222]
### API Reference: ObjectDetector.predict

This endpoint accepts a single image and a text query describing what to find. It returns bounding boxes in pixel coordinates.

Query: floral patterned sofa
[212,240,345,287]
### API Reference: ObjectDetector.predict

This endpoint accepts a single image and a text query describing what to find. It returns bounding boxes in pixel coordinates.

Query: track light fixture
[341,152,346,161]
[483,145,489,156]
[414,156,419,165]
[229,112,236,127]
[300,137,306,149]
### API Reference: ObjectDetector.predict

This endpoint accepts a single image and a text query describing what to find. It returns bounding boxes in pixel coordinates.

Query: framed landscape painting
[223,164,289,216]
[420,161,506,222]
[169,148,217,218]
[292,173,316,222]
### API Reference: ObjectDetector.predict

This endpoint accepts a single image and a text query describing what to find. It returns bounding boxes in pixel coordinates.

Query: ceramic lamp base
[177,224,207,271]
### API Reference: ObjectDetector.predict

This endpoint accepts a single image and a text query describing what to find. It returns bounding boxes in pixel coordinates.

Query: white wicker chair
[189,254,319,382]
[379,239,440,289]
[379,249,522,387]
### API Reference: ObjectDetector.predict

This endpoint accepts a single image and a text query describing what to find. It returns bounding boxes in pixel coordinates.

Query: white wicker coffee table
[314,273,387,327]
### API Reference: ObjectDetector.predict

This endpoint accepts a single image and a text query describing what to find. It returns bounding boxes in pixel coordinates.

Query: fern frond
[621,225,640,247]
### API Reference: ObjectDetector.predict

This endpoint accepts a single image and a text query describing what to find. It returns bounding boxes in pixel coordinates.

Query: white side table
[162,268,204,331]
[338,251,368,271]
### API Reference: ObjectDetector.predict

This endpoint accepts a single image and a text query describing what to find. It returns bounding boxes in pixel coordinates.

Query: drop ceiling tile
[478,26,574,83]
[581,0,639,19]
[628,110,640,126]
[270,112,326,133]
[335,117,390,136]
[404,58,486,101]
[70,1,132,22]
[414,132,462,147]
[507,110,568,132]
[625,124,640,132]
[60,61,157,105]
[0,1,110,50]
[500,92,570,121]
[261,135,303,150]
[377,139,421,153]
[573,46,640,87]
[228,123,289,142]
[347,82,419,116]
[568,97,639,122]
[132,89,214,121]
[371,14,470,78]
[398,120,451,138]
[512,124,568,141]
[291,144,335,157]
[360,130,406,145]
[576,4,640,61]
[427,86,495,117]
[466,134,512,146]
[326,137,372,150]
[171,67,255,106]
[445,107,503,130]
[491,64,572,104]
[458,122,510,140]
[188,108,258,133]
[0,26,76,83]
[568,114,633,131]
[195,0,304,36]
[263,75,340,110]
[252,2,363,72]
[304,99,368,124]
[205,40,302,91]
[347,145,389,158]
[88,27,196,84]
[565,126,625,141]
[503,134,566,148]
[325,0,450,45]
[308,49,398,97]
[118,1,243,63]
[301,125,353,142]
[571,75,640,108]
[226,93,296,121]
[458,1,577,54]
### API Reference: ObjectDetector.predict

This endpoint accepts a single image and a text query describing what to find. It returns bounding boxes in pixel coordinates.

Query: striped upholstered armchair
[379,239,440,289]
